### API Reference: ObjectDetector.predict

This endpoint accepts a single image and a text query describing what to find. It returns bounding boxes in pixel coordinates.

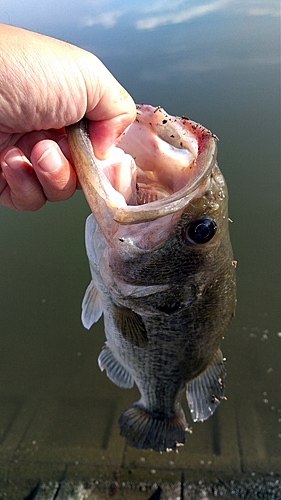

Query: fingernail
[37,145,62,173]
[3,148,26,169]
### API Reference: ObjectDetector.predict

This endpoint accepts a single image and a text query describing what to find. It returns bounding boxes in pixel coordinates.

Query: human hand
[0,24,136,211]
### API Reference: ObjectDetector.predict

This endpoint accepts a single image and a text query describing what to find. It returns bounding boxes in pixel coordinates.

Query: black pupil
[186,218,217,244]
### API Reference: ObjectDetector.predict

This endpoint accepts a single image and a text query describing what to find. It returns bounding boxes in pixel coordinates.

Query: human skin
[0,24,136,211]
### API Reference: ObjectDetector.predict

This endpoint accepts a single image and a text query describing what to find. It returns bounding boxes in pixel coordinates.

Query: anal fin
[98,345,134,389]
[186,348,226,422]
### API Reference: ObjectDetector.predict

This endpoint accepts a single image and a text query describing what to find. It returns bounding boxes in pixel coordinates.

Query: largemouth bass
[66,105,236,452]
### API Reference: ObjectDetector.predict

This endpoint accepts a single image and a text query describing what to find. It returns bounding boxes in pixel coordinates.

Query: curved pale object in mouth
[66,105,217,226]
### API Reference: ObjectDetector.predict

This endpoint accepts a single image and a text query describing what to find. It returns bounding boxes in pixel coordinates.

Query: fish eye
[183,217,217,244]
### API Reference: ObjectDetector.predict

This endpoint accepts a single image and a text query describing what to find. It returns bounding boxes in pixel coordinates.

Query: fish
[66,105,236,452]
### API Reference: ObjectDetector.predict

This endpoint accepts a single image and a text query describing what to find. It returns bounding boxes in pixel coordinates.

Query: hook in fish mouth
[66,105,217,225]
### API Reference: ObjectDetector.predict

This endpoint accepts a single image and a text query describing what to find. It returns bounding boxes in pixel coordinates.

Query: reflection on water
[0,0,280,491]
[1,0,280,32]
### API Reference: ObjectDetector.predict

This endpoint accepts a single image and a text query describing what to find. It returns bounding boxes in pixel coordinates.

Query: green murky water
[0,2,280,497]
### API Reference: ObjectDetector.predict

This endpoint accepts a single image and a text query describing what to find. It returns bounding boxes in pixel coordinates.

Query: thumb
[82,62,136,159]
[88,114,133,160]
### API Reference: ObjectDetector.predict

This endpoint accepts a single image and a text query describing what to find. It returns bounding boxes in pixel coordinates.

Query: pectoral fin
[186,349,226,422]
[81,280,103,329]
[113,303,148,347]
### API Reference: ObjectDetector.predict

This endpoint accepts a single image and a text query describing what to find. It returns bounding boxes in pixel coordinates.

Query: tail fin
[118,403,189,452]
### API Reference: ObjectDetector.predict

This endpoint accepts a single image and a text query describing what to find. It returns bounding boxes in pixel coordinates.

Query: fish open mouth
[67,105,218,225]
